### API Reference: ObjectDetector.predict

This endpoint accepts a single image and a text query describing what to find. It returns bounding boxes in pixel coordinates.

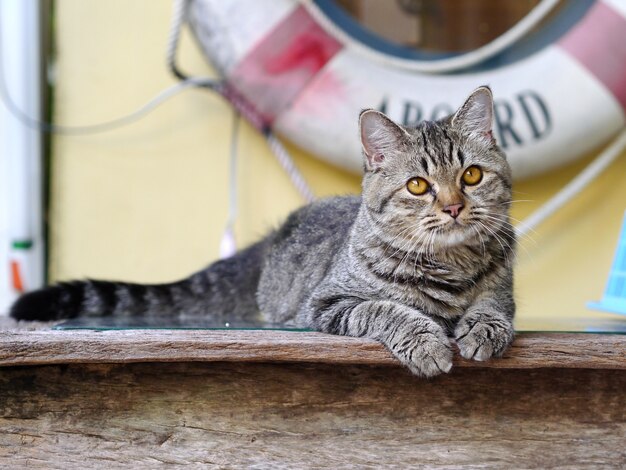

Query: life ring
[185,0,626,180]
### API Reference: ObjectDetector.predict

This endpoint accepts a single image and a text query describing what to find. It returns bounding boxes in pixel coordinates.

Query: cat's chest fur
[346,217,495,319]
[353,243,488,319]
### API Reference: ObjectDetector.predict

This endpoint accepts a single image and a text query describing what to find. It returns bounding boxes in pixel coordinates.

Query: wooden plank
[0,325,624,369]
[1,362,624,468]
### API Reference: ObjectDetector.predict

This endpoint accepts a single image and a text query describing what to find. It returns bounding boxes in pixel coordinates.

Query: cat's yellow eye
[406,177,430,196]
[462,166,483,186]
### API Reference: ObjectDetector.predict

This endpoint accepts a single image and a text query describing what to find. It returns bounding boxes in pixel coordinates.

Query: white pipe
[0,0,44,311]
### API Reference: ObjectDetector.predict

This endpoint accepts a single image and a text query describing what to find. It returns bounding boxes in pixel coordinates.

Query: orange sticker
[10,260,24,293]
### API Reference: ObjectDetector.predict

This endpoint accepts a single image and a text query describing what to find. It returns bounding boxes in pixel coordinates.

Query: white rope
[214,83,316,204]
[0,16,215,136]
[266,133,316,203]
[303,0,560,74]
[517,129,626,237]
[166,0,186,76]
[0,75,215,135]
[219,112,240,259]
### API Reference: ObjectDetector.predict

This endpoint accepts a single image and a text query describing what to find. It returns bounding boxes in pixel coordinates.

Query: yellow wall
[51,0,626,330]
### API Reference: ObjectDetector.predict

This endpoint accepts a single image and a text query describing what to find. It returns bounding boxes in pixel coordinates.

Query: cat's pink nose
[443,203,464,219]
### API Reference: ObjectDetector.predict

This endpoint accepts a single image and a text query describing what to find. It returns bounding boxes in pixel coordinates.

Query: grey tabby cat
[11,86,515,377]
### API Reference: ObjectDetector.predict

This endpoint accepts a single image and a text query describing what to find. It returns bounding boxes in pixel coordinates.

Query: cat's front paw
[454,312,514,361]
[389,326,453,378]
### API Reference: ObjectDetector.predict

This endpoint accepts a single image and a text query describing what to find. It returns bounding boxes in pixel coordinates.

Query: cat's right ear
[359,109,409,172]
[451,86,494,142]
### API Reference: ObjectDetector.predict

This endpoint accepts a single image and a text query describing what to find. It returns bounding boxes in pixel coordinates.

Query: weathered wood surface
[1,324,625,370]
[1,362,624,469]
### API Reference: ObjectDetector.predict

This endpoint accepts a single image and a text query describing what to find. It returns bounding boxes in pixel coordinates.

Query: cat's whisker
[506,199,534,205]
[470,209,526,234]
[479,209,537,233]
[473,212,518,231]
[484,228,511,267]
[364,209,413,232]
[406,230,429,280]
[376,224,423,270]
[367,216,411,235]
[485,222,523,265]
[426,228,438,266]
[472,215,516,246]
[392,229,422,282]
[411,233,427,279]
[419,229,436,268]
[490,199,534,207]
[470,224,487,258]
[410,229,432,275]
[475,212,537,246]
[407,228,431,264]
[473,220,512,266]
[477,214,536,259]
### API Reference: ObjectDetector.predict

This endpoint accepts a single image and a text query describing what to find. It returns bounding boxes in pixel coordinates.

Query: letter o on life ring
[186,0,626,180]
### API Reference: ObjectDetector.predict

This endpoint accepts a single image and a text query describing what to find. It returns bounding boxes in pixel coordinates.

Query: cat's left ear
[451,86,494,142]
[359,109,410,171]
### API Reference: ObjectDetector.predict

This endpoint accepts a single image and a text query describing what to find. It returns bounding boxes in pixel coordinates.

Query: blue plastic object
[588,211,626,316]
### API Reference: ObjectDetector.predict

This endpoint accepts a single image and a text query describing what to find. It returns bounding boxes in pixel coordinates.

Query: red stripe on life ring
[559,1,626,111]
[228,6,343,127]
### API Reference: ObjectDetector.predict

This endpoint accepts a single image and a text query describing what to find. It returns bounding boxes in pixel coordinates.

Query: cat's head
[359,86,513,251]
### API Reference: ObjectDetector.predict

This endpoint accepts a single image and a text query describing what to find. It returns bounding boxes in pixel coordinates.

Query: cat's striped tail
[9,240,269,322]
[9,279,194,321]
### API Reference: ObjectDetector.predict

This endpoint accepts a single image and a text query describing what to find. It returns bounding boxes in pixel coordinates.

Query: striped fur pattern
[11,87,515,377]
